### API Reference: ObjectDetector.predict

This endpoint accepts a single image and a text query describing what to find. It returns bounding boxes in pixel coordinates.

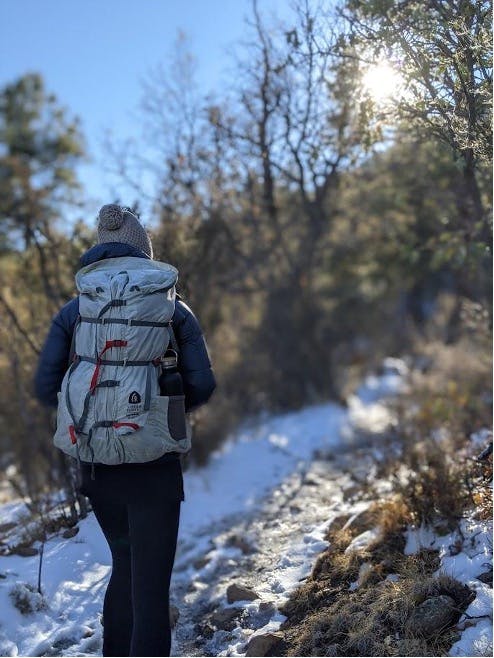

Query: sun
[361,61,404,103]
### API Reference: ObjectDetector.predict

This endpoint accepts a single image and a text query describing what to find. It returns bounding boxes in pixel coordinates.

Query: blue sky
[0,0,288,218]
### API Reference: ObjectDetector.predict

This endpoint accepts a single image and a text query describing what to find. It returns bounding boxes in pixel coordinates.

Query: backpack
[53,256,191,465]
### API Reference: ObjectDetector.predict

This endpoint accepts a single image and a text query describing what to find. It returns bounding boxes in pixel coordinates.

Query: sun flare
[362,61,404,103]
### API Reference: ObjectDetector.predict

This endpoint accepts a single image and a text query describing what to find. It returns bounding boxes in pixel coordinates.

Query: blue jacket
[34,243,216,413]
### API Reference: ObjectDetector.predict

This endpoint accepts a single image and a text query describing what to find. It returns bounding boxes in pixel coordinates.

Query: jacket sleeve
[34,298,79,407]
[173,300,216,412]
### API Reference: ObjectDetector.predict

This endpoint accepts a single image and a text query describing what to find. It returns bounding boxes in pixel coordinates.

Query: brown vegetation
[275,334,491,657]
[277,495,474,657]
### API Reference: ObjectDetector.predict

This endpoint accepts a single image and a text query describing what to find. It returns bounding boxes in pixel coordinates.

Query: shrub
[9,582,47,615]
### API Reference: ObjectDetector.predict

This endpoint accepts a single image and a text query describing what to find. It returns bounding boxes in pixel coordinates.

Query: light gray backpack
[54,256,191,465]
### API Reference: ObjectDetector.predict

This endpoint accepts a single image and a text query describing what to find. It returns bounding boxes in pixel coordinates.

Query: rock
[0,522,17,533]
[193,556,211,570]
[243,601,277,630]
[245,632,284,657]
[342,484,360,499]
[169,604,179,628]
[226,583,260,603]
[407,595,456,637]
[62,526,79,539]
[13,546,39,557]
[188,580,205,592]
[313,448,334,460]
[197,621,215,639]
[476,569,492,585]
[211,607,242,630]
[226,534,256,554]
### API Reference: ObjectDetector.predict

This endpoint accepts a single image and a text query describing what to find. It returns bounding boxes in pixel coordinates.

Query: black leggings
[91,499,180,656]
[81,460,183,657]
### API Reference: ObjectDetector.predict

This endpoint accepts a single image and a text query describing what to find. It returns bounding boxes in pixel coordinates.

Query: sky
[0,0,289,220]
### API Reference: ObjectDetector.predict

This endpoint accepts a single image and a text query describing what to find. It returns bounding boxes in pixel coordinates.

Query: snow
[264,515,331,593]
[345,393,396,435]
[469,428,493,452]
[349,562,373,591]
[405,518,493,657]
[179,401,346,539]
[344,527,381,554]
[449,621,492,658]
[353,356,408,404]
[404,523,438,554]
[0,513,107,656]
[0,357,491,657]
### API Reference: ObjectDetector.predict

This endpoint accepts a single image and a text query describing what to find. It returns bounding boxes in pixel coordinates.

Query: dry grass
[393,439,472,528]
[276,338,490,657]
[9,582,48,615]
[279,534,473,657]
[283,581,469,656]
[374,337,492,529]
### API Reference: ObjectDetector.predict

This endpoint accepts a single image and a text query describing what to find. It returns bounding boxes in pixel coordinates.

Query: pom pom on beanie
[98,204,125,231]
[97,204,153,258]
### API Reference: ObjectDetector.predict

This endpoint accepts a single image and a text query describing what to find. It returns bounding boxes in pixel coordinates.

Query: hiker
[34,204,216,657]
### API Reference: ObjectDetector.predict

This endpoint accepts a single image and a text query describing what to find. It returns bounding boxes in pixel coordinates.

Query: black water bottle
[158,349,187,441]
[158,350,184,396]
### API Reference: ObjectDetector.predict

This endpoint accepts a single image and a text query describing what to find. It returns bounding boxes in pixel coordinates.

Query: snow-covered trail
[7,359,489,658]
[0,359,399,657]
[171,451,370,657]
[166,362,408,656]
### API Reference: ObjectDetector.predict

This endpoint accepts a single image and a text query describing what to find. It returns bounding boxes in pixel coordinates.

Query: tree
[106,1,490,461]
[336,0,492,247]
[0,73,85,308]
[0,73,87,512]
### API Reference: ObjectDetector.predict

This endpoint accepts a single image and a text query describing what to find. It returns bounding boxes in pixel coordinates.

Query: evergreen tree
[0,74,86,508]
[337,0,492,247]
[0,73,84,256]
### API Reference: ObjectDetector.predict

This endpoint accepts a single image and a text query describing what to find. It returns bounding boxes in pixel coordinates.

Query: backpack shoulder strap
[68,314,81,367]
[167,322,179,354]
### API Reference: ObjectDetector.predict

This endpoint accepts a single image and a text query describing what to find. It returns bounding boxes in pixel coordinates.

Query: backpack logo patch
[128,391,141,404]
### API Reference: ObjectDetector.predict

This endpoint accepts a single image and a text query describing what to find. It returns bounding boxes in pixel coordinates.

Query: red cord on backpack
[69,425,77,445]
[89,340,128,394]
[113,422,140,431]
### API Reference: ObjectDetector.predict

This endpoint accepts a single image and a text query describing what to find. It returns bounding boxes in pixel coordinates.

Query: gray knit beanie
[97,204,153,258]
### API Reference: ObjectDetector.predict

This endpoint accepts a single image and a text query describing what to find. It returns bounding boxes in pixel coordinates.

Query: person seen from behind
[34,204,216,657]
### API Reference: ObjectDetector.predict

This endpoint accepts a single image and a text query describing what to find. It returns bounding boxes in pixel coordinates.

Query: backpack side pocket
[167,395,187,440]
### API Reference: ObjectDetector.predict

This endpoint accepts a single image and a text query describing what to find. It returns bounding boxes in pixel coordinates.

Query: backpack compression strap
[68,316,180,365]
